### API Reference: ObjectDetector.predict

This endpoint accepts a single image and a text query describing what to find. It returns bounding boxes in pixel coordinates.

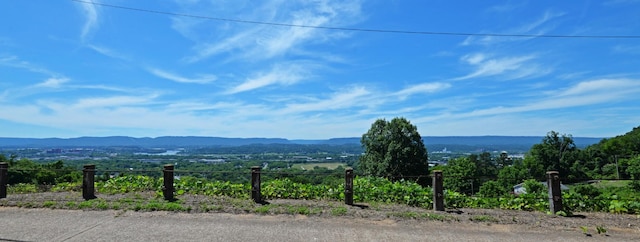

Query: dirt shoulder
[1,191,639,238]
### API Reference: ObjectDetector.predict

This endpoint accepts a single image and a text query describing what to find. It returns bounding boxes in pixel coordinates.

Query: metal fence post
[0,162,7,199]
[547,171,563,214]
[82,164,96,200]
[345,168,354,205]
[433,170,444,211]
[251,166,261,203]
[163,164,175,201]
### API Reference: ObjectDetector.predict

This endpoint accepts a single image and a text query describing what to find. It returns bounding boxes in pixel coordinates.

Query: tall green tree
[359,118,429,184]
[524,131,578,179]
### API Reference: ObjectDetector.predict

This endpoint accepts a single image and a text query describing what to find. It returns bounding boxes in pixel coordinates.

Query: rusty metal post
[433,170,444,211]
[251,166,261,203]
[0,162,7,199]
[163,164,175,201]
[345,168,354,205]
[547,171,563,214]
[82,164,96,200]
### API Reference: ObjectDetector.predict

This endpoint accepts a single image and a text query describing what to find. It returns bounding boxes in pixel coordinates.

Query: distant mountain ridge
[0,136,603,148]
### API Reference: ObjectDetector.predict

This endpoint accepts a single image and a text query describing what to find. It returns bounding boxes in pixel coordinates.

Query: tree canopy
[524,131,578,179]
[358,117,429,184]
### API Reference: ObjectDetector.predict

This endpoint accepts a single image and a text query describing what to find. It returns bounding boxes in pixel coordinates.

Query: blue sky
[1,0,639,139]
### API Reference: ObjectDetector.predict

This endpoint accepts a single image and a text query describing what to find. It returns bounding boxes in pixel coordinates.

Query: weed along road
[2,207,638,242]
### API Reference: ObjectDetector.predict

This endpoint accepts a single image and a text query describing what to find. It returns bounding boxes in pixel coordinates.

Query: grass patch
[592,180,631,189]
[254,204,273,214]
[42,201,57,208]
[78,200,94,209]
[7,184,37,194]
[286,205,310,215]
[331,206,348,216]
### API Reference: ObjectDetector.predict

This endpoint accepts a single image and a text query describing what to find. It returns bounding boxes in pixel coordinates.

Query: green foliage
[477,180,506,197]
[353,176,432,207]
[7,183,37,194]
[1,156,81,185]
[626,155,640,180]
[359,118,429,185]
[525,131,578,179]
[97,175,161,194]
[443,157,476,194]
[522,179,545,194]
[330,206,347,216]
[496,163,530,190]
[571,184,601,198]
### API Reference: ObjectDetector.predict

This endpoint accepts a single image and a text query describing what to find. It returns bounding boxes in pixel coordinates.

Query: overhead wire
[70,0,640,39]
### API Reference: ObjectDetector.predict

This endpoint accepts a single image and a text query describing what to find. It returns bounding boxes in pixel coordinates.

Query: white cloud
[393,82,451,99]
[77,1,99,42]
[177,0,365,63]
[447,78,640,119]
[558,79,640,96]
[454,54,549,80]
[69,95,157,109]
[226,64,308,94]
[88,45,129,60]
[462,10,564,46]
[148,68,217,84]
[280,86,370,114]
[0,55,59,76]
[34,78,69,88]
[461,53,486,65]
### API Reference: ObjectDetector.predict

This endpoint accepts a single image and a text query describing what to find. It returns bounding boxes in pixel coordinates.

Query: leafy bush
[477,180,506,197]
[523,179,545,195]
[353,177,432,207]
[571,184,601,198]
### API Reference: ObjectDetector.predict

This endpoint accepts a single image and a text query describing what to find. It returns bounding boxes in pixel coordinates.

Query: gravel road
[2,207,638,242]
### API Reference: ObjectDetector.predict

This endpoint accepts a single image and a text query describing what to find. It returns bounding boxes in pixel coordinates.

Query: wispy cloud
[88,45,129,60]
[0,55,60,77]
[176,0,365,63]
[33,78,69,88]
[393,82,451,99]
[454,53,550,81]
[148,68,217,84]
[226,63,309,94]
[77,1,99,42]
[69,94,159,109]
[462,10,564,46]
[452,78,640,118]
[280,86,371,114]
[557,79,640,96]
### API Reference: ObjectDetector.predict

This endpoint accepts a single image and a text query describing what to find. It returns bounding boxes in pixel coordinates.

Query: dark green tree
[626,155,640,180]
[443,156,477,194]
[524,131,578,179]
[472,152,498,183]
[359,117,429,184]
[496,160,531,190]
